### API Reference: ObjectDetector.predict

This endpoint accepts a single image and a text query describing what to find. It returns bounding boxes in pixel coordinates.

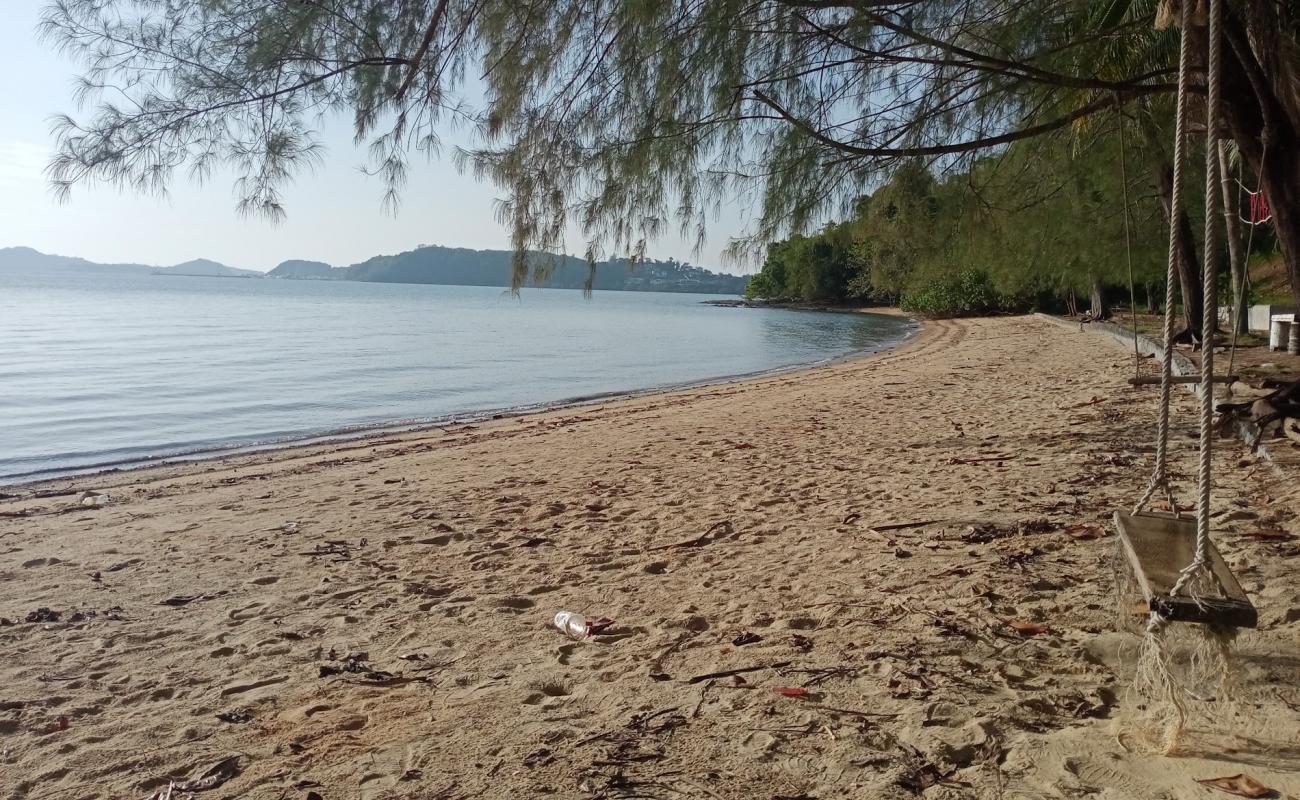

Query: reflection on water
[0,269,914,482]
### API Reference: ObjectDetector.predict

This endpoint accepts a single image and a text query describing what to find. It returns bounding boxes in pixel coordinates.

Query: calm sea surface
[0,270,914,483]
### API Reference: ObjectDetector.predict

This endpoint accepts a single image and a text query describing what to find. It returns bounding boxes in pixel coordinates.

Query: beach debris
[160,595,199,607]
[1003,620,1051,637]
[173,755,241,793]
[318,653,395,681]
[869,519,941,532]
[215,710,252,724]
[648,631,696,681]
[554,610,590,638]
[628,708,685,734]
[300,542,350,559]
[894,547,913,558]
[647,520,736,551]
[523,747,553,767]
[280,521,299,533]
[552,611,615,638]
[23,607,60,623]
[790,634,814,653]
[1241,528,1295,542]
[1016,517,1054,534]
[732,632,763,646]
[400,768,423,781]
[895,741,954,794]
[1063,524,1106,541]
[686,661,792,685]
[1194,774,1272,798]
[842,512,862,525]
[106,558,142,572]
[772,687,810,698]
[587,617,616,635]
[79,492,110,507]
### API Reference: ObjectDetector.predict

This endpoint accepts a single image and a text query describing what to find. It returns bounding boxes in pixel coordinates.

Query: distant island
[0,245,748,294]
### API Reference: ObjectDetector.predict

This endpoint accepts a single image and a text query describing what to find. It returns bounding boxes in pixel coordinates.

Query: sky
[0,1,751,274]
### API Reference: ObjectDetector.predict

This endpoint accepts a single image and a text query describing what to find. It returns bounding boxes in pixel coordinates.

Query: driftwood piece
[685,661,792,684]
[647,521,735,551]
[1217,379,1300,444]
[869,519,941,532]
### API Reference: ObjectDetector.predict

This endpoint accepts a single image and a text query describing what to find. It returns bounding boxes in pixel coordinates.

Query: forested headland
[744,133,1281,320]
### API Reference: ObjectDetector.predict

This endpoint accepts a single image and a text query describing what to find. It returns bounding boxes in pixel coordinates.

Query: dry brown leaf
[1063,524,1106,541]
[1242,528,1295,541]
[1194,773,1271,798]
[1004,620,1051,636]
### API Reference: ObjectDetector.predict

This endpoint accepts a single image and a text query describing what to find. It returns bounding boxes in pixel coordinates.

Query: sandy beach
[3,314,1299,799]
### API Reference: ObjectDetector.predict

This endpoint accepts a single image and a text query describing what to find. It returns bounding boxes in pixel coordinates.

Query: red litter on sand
[771,687,809,697]
[586,617,615,635]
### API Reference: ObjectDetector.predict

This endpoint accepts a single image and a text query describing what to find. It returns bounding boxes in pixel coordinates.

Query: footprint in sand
[220,674,288,697]
[228,603,265,621]
[522,679,572,705]
[494,597,536,611]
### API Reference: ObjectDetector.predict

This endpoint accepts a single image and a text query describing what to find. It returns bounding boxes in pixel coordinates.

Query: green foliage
[900,270,1020,318]
[746,126,1175,315]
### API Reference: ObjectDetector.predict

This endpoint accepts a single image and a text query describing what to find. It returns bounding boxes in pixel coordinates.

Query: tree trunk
[1217,141,1249,334]
[1146,282,1158,314]
[1089,275,1111,320]
[1154,162,1205,338]
[1220,11,1300,312]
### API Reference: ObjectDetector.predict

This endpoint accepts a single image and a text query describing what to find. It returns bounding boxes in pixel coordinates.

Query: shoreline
[703,298,904,315]
[2,310,919,492]
[3,315,1298,798]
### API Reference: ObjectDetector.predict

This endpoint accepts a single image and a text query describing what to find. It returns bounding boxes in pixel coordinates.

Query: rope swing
[1113,0,1258,753]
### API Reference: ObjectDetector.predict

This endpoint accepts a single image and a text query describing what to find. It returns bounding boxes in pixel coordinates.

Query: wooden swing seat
[1113,511,1258,628]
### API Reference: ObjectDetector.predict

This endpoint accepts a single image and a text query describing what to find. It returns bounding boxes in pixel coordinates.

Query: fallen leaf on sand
[772,687,809,697]
[1063,524,1106,541]
[1004,620,1051,636]
[1194,773,1272,798]
[1241,528,1294,541]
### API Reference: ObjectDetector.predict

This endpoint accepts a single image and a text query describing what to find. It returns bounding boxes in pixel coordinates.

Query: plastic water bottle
[553,611,589,638]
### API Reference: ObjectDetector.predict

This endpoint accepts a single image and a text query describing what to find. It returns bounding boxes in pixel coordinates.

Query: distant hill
[267,245,748,294]
[1,245,748,294]
[156,258,262,278]
[0,247,255,278]
[268,259,337,279]
[0,246,156,275]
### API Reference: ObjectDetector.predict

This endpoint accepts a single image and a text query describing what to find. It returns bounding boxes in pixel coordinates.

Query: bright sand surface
[2,315,1299,799]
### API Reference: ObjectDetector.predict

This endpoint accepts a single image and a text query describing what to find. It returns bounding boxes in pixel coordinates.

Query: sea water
[0,269,914,482]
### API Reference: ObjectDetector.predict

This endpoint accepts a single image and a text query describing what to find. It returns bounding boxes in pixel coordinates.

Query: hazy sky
[0,1,751,274]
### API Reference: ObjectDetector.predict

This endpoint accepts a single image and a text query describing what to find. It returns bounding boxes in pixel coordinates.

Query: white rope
[1170,0,1222,599]
[1134,0,1195,518]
